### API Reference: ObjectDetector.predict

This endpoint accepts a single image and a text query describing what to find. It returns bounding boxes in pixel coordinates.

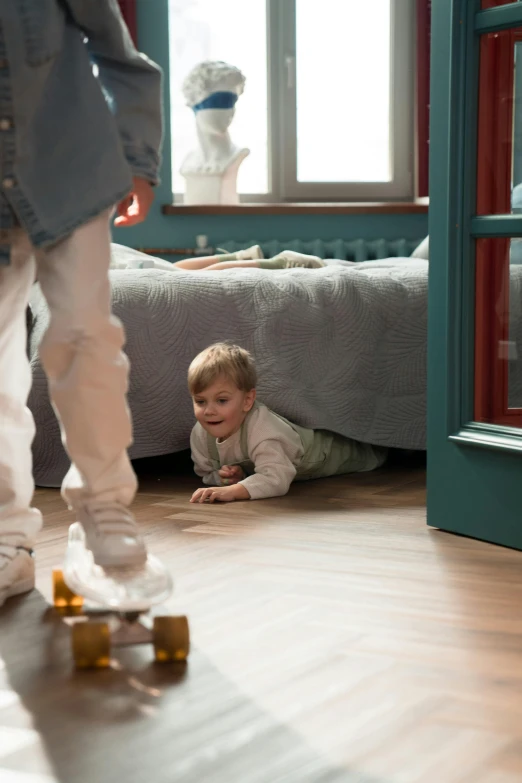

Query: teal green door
[428,0,522,549]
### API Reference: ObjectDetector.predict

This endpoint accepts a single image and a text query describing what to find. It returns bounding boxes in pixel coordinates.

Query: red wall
[118,0,137,44]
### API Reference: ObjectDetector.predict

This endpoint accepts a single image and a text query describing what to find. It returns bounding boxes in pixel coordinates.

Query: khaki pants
[295,429,388,481]
[0,211,137,547]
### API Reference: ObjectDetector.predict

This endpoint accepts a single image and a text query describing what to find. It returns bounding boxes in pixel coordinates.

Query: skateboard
[52,522,190,670]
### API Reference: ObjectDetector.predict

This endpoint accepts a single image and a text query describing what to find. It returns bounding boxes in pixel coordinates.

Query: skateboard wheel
[72,622,111,669]
[52,568,84,610]
[153,616,190,663]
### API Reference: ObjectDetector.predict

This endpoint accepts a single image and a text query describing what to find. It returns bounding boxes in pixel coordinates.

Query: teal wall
[112,0,428,251]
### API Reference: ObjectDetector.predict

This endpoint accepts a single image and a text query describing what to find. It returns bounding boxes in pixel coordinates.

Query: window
[474,29,522,428]
[168,0,414,202]
[168,0,268,195]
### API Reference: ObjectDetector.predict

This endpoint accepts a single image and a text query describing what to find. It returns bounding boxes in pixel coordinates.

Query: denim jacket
[0,0,163,263]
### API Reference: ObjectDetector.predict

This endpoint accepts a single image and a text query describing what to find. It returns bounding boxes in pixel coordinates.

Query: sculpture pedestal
[182,150,249,205]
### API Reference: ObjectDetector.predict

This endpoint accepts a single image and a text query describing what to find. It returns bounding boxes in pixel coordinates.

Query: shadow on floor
[0,591,381,783]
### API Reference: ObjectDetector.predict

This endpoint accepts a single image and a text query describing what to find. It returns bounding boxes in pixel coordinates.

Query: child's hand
[190,484,250,503]
[218,465,245,485]
[114,177,155,227]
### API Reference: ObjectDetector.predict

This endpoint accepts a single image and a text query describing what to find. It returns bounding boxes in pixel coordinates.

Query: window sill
[162,200,429,216]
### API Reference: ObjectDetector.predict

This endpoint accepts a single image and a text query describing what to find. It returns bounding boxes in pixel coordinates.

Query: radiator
[216,237,422,262]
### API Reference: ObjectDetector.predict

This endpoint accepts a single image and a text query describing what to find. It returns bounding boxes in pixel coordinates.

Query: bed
[27,247,428,487]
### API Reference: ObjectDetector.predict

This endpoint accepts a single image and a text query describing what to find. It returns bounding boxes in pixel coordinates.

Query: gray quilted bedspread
[28,256,428,487]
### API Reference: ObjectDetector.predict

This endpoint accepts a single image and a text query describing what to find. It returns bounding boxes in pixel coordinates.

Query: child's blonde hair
[188,342,257,395]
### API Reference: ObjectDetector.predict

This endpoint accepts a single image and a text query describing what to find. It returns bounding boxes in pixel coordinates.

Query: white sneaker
[259,251,326,270]
[0,545,35,608]
[77,503,147,569]
[278,251,325,268]
[235,244,264,261]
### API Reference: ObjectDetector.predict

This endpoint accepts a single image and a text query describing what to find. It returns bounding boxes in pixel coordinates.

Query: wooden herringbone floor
[1,452,522,783]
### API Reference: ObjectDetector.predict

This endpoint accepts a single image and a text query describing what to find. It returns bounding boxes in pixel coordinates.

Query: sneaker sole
[286,260,325,268]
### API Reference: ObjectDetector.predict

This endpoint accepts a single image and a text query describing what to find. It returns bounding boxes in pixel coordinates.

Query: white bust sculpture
[180,60,249,205]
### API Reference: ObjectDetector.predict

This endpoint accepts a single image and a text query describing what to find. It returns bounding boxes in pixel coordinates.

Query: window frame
[474,28,522,428]
[170,0,415,203]
[273,0,415,202]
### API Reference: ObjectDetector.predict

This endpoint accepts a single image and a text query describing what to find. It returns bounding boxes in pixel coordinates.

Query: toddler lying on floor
[188,343,387,503]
